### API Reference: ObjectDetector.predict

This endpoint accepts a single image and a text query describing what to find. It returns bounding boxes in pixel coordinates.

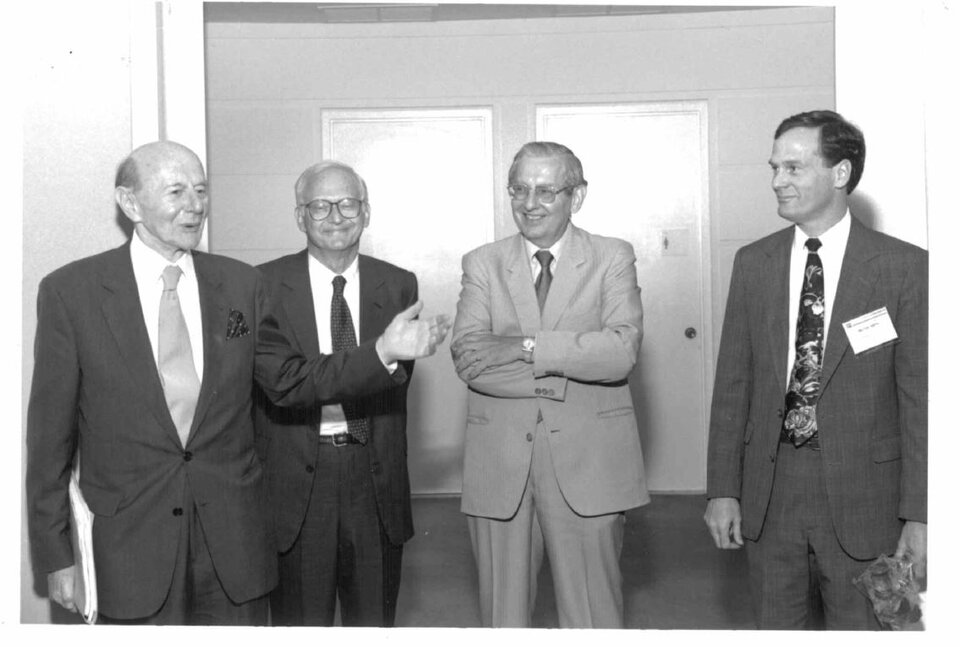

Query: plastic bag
[852,555,922,630]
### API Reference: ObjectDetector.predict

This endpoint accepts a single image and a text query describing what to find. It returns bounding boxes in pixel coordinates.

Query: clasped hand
[377,300,451,363]
[451,333,525,380]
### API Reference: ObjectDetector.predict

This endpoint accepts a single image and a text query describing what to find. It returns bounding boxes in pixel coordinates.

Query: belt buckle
[332,433,349,447]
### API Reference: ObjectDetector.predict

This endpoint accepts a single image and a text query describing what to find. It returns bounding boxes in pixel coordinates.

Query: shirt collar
[308,252,360,286]
[130,230,196,283]
[792,210,851,253]
[523,224,571,263]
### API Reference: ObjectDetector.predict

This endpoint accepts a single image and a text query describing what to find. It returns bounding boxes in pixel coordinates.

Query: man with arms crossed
[27,141,448,624]
[704,111,927,629]
[451,141,648,628]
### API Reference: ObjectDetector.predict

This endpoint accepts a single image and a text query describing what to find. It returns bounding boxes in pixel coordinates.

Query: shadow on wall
[849,192,880,230]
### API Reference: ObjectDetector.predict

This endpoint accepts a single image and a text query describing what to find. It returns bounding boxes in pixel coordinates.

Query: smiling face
[509,154,585,249]
[296,165,369,267]
[115,142,208,261]
[769,126,850,235]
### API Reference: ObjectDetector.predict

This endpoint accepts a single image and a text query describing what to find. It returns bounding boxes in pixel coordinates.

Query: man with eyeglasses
[451,141,648,627]
[26,143,448,625]
[254,161,431,626]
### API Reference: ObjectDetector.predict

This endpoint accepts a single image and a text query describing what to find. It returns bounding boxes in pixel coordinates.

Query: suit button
[183,451,192,462]
[546,389,554,396]
[172,507,183,516]
[776,408,783,417]
[305,465,315,474]
[526,433,533,442]
[534,388,542,395]
[769,454,776,462]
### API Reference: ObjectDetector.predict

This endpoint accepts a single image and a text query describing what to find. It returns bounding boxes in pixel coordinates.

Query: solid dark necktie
[782,238,824,448]
[158,265,200,447]
[331,275,369,444]
[535,250,554,312]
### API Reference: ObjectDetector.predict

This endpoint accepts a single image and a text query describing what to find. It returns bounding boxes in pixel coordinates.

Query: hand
[451,333,524,380]
[894,520,927,581]
[48,565,78,613]
[377,301,451,363]
[704,497,744,549]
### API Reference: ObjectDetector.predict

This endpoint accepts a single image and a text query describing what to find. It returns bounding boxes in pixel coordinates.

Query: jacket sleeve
[253,273,405,406]
[894,251,927,523]
[26,276,80,574]
[706,249,754,499]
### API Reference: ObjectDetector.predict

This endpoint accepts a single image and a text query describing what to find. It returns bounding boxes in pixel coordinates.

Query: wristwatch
[521,336,536,356]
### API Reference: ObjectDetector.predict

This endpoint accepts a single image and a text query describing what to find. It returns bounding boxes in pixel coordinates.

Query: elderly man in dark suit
[704,110,927,629]
[254,161,424,627]
[26,141,448,625]
[451,142,648,628]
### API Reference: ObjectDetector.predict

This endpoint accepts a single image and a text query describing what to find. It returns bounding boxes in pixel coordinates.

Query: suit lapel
[191,252,229,442]
[358,255,389,343]
[762,229,793,390]
[820,219,879,390]
[280,251,321,356]
[99,245,181,445]
[541,225,586,331]
[504,235,542,335]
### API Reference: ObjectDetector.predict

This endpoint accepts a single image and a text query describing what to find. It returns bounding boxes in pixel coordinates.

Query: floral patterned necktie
[331,275,369,444]
[782,238,824,448]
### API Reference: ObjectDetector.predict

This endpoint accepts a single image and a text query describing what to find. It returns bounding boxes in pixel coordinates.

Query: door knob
[685,327,697,339]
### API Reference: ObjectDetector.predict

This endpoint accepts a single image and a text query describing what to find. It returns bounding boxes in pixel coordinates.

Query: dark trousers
[745,442,881,630]
[100,497,268,625]
[271,441,403,627]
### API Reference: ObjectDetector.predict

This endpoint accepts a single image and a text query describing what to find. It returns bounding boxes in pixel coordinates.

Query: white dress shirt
[130,233,204,380]
[308,254,361,436]
[785,211,851,388]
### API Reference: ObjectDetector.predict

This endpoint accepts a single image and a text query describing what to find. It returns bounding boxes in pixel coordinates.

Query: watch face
[522,337,535,353]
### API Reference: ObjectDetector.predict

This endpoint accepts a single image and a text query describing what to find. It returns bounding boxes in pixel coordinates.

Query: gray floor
[396,494,754,629]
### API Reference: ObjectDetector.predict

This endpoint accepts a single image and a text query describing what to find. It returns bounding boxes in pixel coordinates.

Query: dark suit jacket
[707,216,927,559]
[254,252,418,551]
[452,225,648,519]
[26,243,401,619]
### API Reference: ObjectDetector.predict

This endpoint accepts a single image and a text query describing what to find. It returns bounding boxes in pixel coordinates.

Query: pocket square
[226,309,251,339]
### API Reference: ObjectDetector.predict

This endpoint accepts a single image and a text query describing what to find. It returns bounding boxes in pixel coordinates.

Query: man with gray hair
[255,161,428,626]
[451,141,648,627]
[26,142,448,625]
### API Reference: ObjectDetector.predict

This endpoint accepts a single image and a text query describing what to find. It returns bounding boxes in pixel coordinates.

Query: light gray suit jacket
[453,224,649,519]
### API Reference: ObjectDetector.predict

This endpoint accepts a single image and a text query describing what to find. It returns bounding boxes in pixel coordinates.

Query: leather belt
[318,433,361,447]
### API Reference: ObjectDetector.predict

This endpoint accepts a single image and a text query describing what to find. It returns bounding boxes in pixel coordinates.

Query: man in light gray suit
[704,110,927,629]
[451,141,648,628]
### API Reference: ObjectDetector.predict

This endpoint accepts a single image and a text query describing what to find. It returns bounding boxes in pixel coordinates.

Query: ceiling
[204,3,760,24]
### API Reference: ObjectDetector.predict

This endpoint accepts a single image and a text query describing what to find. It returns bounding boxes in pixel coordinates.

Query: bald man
[26,141,448,625]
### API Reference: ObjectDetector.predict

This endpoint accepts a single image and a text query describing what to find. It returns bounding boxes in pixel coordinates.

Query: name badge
[842,307,898,355]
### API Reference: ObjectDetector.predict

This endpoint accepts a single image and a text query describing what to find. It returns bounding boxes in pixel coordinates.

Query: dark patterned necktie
[535,250,554,312]
[331,275,369,444]
[158,265,200,447]
[782,238,824,447]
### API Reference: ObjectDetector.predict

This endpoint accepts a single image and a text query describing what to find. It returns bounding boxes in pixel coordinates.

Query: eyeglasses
[507,184,576,204]
[299,198,365,221]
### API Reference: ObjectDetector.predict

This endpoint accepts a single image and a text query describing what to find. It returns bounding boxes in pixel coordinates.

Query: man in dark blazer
[704,111,927,629]
[451,142,648,628]
[26,141,448,624]
[254,161,421,627]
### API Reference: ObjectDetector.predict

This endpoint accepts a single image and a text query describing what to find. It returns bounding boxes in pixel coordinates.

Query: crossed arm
[450,243,643,396]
